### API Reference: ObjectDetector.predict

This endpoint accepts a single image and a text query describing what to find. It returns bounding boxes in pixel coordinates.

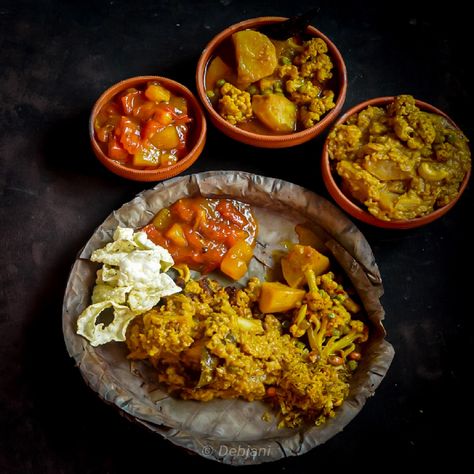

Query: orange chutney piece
[142,197,258,280]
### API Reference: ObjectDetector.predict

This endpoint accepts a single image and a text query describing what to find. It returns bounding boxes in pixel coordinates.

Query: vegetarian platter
[63,171,394,465]
[64,11,470,467]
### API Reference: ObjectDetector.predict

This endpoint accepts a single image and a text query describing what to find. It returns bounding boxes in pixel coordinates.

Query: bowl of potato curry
[196,17,347,148]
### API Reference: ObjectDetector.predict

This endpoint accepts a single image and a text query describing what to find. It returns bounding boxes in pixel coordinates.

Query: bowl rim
[195,16,347,147]
[321,96,471,229]
[90,75,207,182]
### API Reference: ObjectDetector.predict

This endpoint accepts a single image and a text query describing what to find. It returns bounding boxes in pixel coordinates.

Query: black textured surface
[1,0,472,471]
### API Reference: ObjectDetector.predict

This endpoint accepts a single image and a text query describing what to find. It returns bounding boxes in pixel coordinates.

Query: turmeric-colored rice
[126,276,363,427]
[327,95,471,220]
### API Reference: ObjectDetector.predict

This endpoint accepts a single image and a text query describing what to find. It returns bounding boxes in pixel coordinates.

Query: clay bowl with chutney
[321,95,471,229]
[196,17,347,148]
[90,76,207,181]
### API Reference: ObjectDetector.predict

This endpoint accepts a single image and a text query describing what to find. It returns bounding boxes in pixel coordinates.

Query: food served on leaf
[64,172,395,462]
[76,227,182,346]
[327,94,471,221]
[93,81,192,169]
[205,28,336,134]
[127,264,366,428]
[76,196,369,427]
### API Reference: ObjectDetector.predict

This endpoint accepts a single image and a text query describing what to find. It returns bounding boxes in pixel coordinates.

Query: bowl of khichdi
[322,95,471,229]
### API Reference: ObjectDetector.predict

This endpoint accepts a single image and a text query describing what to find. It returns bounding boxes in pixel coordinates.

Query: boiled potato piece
[377,189,399,211]
[165,223,188,247]
[394,192,430,214]
[252,94,297,132]
[145,84,171,103]
[259,282,305,313]
[363,158,412,180]
[336,161,381,203]
[232,30,277,86]
[281,245,330,289]
[205,56,235,89]
[149,126,180,149]
[294,224,326,253]
[133,145,160,167]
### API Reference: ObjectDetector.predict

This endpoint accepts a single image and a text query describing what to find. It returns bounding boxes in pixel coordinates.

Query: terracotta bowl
[196,17,347,148]
[321,96,471,229]
[90,76,207,181]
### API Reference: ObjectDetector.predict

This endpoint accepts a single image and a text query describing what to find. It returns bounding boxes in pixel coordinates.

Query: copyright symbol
[202,445,213,456]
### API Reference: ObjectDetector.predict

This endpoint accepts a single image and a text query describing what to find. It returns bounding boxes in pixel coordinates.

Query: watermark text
[201,444,272,459]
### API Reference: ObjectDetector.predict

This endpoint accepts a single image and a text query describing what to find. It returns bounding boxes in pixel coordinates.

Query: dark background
[1,0,472,471]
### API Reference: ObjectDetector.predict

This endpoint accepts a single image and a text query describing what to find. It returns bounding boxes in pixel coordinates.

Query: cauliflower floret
[292,38,333,83]
[218,82,253,125]
[327,124,362,162]
[299,90,335,128]
[387,94,419,117]
[356,106,385,131]
[301,53,333,82]
[388,95,436,150]
[299,109,320,129]
[318,272,339,294]
[434,142,455,162]
[294,38,328,64]
[285,76,305,94]
[276,64,299,80]
[286,79,321,106]
[350,320,368,339]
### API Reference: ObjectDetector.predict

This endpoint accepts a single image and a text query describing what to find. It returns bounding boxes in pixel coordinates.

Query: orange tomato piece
[95,124,114,143]
[170,199,195,223]
[103,102,122,116]
[153,104,175,125]
[141,119,162,140]
[202,244,227,273]
[224,227,248,247]
[117,116,141,154]
[173,115,192,126]
[121,90,143,115]
[183,226,207,249]
[107,136,129,161]
[133,101,157,122]
[142,224,168,247]
[216,200,248,227]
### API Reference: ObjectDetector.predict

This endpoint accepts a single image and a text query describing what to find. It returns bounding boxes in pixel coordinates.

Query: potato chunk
[252,94,297,132]
[205,56,235,89]
[232,30,277,86]
[259,282,305,313]
[149,125,180,149]
[363,158,412,181]
[281,245,330,289]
